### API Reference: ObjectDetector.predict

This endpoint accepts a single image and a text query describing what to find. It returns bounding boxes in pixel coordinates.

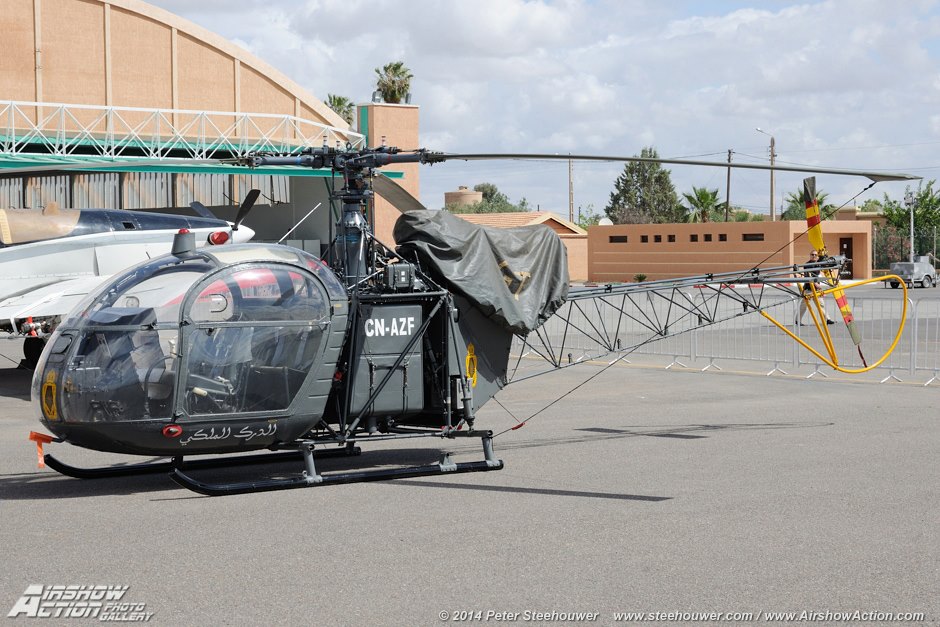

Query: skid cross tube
[169,430,502,496]
[41,446,362,480]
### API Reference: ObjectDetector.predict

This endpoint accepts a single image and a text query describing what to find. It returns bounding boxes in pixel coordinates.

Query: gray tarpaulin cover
[394,210,569,334]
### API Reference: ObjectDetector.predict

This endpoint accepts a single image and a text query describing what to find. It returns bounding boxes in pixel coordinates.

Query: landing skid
[43,446,361,480]
[170,431,503,496]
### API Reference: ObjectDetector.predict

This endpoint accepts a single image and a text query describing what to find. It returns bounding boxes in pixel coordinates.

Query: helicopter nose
[231,224,255,243]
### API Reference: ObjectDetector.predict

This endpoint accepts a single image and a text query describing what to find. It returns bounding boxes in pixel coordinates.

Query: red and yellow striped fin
[832,287,861,345]
[803,176,862,347]
[803,177,826,254]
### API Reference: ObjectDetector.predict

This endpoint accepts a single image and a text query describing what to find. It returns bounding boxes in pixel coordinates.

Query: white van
[888,257,938,288]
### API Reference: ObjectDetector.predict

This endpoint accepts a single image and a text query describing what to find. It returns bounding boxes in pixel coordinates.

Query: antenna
[278,203,323,243]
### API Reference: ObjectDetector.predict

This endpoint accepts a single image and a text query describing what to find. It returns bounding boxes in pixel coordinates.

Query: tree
[576,204,602,229]
[445,182,528,213]
[781,188,834,221]
[681,186,721,223]
[374,61,413,104]
[325,94,354,124]
[731,209,765,222]
[605,147,681,224]
[881,180,940,257]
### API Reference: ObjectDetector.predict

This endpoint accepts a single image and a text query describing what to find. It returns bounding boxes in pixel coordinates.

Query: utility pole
[769,135,776,221]
[568,156,574,222]
[756,128,776,221]
[724,149,733,222]
[905,190,915,262]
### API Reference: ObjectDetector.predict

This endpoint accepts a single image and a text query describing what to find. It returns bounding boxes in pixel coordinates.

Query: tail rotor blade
[832,287,862,345]
[803,176,863,346]
[803,177,826,253]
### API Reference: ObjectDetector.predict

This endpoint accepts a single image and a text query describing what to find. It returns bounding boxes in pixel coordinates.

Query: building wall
[0,0,38,102]
[588,220,872,282]
[110,7,173,110]
[1,0,347,132]
[358,103,421,247]
[560,234,588,282]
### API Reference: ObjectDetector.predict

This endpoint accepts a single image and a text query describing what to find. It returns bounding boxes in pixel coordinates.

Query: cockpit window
[55,258,213,423]
[37,251,336,426]
[182,265,330,416]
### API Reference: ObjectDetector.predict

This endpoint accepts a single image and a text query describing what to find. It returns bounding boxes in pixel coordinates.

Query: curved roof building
[1,0,347,133]
[0,0,420,250]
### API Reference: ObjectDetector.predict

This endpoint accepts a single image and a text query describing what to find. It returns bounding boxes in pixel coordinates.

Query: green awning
[0,154,404,178]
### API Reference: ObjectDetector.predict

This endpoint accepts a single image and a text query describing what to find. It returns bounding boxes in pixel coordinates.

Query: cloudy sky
[149,0,940,219]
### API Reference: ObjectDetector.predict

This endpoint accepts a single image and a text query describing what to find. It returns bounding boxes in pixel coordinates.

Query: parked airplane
[0,191,258,367]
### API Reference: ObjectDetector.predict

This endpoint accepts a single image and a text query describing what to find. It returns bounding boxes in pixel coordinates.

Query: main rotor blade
[372,173,428,213]
[0,158,223,177]
[437,153,921,182]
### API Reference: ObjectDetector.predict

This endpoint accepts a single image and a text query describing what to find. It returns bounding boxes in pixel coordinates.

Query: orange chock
[28,431,54,468]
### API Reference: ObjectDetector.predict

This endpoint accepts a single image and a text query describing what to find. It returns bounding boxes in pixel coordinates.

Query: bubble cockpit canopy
[32,244,346,441]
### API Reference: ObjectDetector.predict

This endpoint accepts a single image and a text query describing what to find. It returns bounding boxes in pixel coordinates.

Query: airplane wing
[0,276,109,335]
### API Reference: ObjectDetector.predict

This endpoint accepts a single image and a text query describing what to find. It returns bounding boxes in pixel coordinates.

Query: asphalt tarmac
[1,350,937,625]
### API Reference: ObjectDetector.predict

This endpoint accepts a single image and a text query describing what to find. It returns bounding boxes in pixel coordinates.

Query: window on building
[668,234,676,243]
[718,233,727,242]
[609,235,629,243]
[654,234,662,243]
[690,234,699,242]
[704,234,713,242]
[641,235,649,243]
[742,233,765,241]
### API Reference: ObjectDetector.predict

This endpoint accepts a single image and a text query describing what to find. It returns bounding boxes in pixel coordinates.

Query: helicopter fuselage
[31,242,512,457]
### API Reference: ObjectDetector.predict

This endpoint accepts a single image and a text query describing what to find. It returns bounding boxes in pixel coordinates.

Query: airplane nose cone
[231,225,255,243]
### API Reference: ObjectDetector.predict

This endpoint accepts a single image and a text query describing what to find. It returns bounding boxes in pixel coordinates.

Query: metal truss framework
[509,261,843,382]
[0,100,365,160]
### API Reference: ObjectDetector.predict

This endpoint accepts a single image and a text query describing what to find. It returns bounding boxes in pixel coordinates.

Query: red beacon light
[171,228,196,256]
[208,231,230,245]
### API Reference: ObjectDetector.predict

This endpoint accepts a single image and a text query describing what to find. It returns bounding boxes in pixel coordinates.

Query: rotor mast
[240,147,436,288]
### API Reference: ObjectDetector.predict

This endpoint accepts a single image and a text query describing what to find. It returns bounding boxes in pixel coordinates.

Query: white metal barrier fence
[512,296,940,386]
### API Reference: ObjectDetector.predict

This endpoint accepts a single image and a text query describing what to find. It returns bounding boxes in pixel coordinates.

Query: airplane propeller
[233,188,261,231]
[189,189,260,231]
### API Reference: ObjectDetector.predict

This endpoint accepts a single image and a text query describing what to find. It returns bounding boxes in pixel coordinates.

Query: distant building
[444,186,483,208]
[588,220,872,282]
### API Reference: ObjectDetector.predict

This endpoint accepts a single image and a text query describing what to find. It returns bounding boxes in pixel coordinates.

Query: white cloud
[147,0,940,214]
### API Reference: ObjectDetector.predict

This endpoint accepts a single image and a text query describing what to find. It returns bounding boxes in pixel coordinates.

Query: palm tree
[682,186,721,223]
[782,188,833,221]
[374,61,413,104]
[325,94,354,124]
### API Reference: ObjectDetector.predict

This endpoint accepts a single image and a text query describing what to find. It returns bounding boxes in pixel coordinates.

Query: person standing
[796,250,835,326]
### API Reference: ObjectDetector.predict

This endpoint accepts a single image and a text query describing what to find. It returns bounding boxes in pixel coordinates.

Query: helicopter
[24,145,915,495]
[0,191,259,368]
